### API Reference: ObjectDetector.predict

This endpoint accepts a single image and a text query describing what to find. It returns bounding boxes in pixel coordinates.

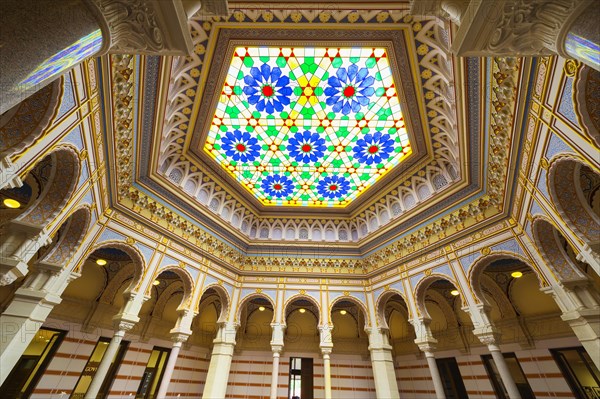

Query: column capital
[414,337,438,353]
[472,326,502,347]
[112,314,138,332]
[87,0,208,56]
[171,332,191,344]
[270,322,286,348]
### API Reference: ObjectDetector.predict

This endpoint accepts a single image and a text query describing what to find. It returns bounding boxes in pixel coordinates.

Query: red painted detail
[368,145,379,154]
[262,85,274,97]
[273,184,282,190]
[302,144,312,153]
[343,86,355,98]
[236,143,246,152]
[329,185,338,191]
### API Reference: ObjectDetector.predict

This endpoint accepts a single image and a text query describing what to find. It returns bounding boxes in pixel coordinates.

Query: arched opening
[549,158,600,255]
[0,147,80,284]
[284,296,320,353]
[190,286,229,349]
[378,292,418,355]
[0,78,62,159]
[236,294,275,351]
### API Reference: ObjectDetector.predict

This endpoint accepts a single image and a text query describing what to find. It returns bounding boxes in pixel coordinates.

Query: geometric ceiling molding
[138,12,468,246]
[103,7,527,275]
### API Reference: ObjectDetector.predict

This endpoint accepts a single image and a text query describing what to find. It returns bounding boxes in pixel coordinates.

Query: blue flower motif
[324,64,375,115]
[221,130,261,162]
[243,63,293,114]
[261,174,294,198]
[353,132,395,165]
[317,176,350,199]
[287,130,326,163]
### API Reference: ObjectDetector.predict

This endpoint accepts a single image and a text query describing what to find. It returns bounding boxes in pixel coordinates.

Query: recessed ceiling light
[95,258,107,266]
[258,306,266,311]
[511,271,523,278]
[450,290,460,296]
[340,310,347,315]
[3,198,21,208]
[299,308,306,313]
[153,280,160,286]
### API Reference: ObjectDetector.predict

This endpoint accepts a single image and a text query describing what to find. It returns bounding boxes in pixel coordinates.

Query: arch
[414,274,464,319]
[79,240,146,294]
[480,274,518,320]
[532,216,588,282]
[146,266,195,310]
[199,283,231,322]
[283,293,322,326]
[98,264,135,304]
[235,292,276,323]
[36,205,91,267]
[329,295,370,328]
[0,78,63,158]
[548,156,600,250]
[151,280,185,317]
[375,289,410,329]
[15,146,80,227]
[574,65,600,147]
[468,252,547,307]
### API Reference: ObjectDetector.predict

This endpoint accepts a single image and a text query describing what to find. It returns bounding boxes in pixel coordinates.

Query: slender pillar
[411,318,446,399]
[319,324,334,399]
[84,319,135,399]
[202,322,238,399]
[475,330,522,399]
[270,349,281,399]
[270,322,285,399]
[156,333,189,399]
[366,327,400,399]
[421,347,446,399]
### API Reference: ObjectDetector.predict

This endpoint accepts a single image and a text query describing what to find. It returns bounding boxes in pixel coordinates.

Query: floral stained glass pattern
[204,46,411,207]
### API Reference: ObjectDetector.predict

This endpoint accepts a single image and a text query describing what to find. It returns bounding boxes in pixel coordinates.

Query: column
[366,327,400,399]
[410,0,599,72]
[319,324,334,399]
[270,322,285,399]
[202,322,238,399]
[0,222,51,286]
[0,263,76,384]
[475,330,522,399]
[84,318,136,399]
[0,0,213,115]
[418,344,446,399]
[156,333,190,399]
[411,318,446,399]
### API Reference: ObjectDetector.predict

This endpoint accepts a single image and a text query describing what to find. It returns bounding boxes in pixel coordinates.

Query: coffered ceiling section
[204,45,411,207]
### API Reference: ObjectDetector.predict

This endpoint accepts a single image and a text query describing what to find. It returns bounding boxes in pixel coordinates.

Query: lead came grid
[204,46,411,207]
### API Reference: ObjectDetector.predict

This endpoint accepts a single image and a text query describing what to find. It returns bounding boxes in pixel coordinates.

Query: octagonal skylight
[204,46,411,207]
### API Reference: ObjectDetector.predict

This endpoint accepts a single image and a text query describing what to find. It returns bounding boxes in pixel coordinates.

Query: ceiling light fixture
[511,271,523,278]
[450,290,460,296]
[340,310,347,315]
[95,259,107,266]
[153,280,160,286]
[258,306,266,311]
[3,198,21,208]
[298,308,306,313]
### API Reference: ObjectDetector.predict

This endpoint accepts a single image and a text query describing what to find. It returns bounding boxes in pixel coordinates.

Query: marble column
[0,263,77,384]
[366,327,400,399]
[411,0,599,71]
[319,324,334,399]
[84,319,136,399]
[411,317,446,399]
[0,221,51,286]
[202,322,238,399]
[0,0,212,115]
[417,342,446,399]
[156,333,190,399]
[270,322,285,399]
[475,330,522,399]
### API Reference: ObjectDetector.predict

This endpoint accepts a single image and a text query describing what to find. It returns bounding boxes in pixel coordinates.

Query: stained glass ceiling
[204,46,411,207]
